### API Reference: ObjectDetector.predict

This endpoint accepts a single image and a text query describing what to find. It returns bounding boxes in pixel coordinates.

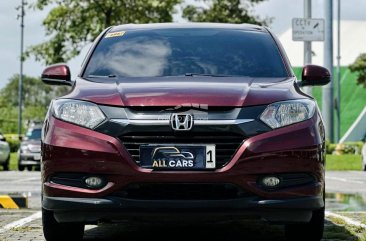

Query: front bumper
[42,110,325,223]
[43,195,324,224]
[19,153,41,165]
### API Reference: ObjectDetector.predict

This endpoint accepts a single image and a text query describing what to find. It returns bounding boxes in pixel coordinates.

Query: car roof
[110,22,267,33]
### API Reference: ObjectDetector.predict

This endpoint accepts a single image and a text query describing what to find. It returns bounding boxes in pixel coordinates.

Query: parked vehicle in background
[0,133,10,170]
[18,124,42,171]
[40,23,331,241]
[362,136,366,170]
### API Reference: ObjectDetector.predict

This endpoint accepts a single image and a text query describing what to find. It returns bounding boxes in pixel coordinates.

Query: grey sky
[1,0,366,89]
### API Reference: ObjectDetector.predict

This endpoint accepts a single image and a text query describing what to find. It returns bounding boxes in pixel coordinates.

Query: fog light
[261,176,281,187]
[85,176,104,189]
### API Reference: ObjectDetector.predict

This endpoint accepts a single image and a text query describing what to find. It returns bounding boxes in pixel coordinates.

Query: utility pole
[336,0,341,142]
[322,0,334,142]
[303,0,312,96]
[18,0,25,137]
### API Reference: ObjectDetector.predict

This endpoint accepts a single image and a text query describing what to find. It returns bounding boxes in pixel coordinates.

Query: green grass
[294,67,366,137]
[326,154,362,171]
[0,152,17,171]
[326,215,366,241]
[9,152,17,170]
[335,212,366,225]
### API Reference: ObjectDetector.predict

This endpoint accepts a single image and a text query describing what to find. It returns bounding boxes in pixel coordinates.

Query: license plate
[33,154,41,160]
[140,145,216,169]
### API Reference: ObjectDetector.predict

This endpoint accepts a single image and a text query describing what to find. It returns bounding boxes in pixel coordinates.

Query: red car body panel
[62,77,306,108]
[43,114,324,200]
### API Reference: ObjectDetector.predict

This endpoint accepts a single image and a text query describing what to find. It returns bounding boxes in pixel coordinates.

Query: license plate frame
[139,144,216,170]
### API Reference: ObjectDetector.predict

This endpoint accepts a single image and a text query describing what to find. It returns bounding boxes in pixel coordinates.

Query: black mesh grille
[120,133,244,169]
[113,183,250,200]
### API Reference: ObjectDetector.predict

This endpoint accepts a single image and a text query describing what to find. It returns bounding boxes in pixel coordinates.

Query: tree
[25,0,181,65]
[183,0,269,25]
[349,53,366,88]
[0,75,69,133]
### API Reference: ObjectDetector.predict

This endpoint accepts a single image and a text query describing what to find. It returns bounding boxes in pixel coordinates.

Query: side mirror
[41,63,73,86]
[301,65,331,86]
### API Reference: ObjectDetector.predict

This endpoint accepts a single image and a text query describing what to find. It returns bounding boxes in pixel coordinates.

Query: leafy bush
[332,141,364,155]
[345,141,364,154]
[327,144,337,154]
[3,134,20,152]
[325,140,337,154]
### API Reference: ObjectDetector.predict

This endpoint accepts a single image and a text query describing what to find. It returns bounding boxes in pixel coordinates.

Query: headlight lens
[20,145,29,152]
[260,99,316,129]
[53,99,106,129]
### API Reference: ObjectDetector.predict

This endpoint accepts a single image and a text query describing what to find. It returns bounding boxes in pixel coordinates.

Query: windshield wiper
[87,74,117,78]
[184,73,234,77]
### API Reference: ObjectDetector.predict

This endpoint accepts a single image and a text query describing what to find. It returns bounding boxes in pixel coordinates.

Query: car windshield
[83,28,288,79]
[25,129,42,140]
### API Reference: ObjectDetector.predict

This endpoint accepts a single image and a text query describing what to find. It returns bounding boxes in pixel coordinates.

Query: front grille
[120,133,244,168]
[113,183,250,200]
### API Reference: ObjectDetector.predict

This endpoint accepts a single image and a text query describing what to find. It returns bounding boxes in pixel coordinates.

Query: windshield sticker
[105,31,125,38]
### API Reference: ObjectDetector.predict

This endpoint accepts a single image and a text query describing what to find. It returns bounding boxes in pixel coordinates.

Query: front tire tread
[42,208,84,241]
[285,208,324,241]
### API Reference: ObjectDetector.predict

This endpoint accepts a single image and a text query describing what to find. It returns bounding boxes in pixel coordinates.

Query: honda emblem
[170,114,193,131]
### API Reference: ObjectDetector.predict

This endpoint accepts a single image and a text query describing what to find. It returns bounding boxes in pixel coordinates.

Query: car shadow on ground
[83,219,360,241]
[83,220,285,241]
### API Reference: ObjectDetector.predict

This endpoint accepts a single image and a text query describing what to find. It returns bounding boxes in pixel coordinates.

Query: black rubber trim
[43,195,323,224]
[43,195,324,212]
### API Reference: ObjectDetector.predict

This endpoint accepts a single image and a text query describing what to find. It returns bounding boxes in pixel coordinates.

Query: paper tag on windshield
[105,31,125,38]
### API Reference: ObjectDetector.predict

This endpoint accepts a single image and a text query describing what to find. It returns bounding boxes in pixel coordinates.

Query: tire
[42,208,84,241]
[35,166,41,171]
[2,155,10,171]
[27,166,33,171]
[18,163,25,171]
[285,208,324,241]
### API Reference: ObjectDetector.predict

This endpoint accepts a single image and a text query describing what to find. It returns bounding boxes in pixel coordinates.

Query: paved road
[326,171,366,194]
[0,211,354,241]
[0,171,365,241]
[0,171,41,209]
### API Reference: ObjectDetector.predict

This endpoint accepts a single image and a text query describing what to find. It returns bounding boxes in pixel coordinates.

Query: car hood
[21,140,41,146]
[64,77,306,107]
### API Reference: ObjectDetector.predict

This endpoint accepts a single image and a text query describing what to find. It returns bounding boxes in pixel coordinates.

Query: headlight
[20,145,29,152]
[260,99,316,129]
[53,99,106,129]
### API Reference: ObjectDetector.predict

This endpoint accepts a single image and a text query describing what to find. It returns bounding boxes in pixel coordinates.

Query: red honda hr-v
[40,23,330,241]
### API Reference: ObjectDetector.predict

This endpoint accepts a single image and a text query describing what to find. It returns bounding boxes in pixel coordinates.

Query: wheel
[285,208,324,241]
[2,155,10,171]
[42,208,84,241]
[35,166,41,171]
[27,166,33,171]
[18,164,25,171]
